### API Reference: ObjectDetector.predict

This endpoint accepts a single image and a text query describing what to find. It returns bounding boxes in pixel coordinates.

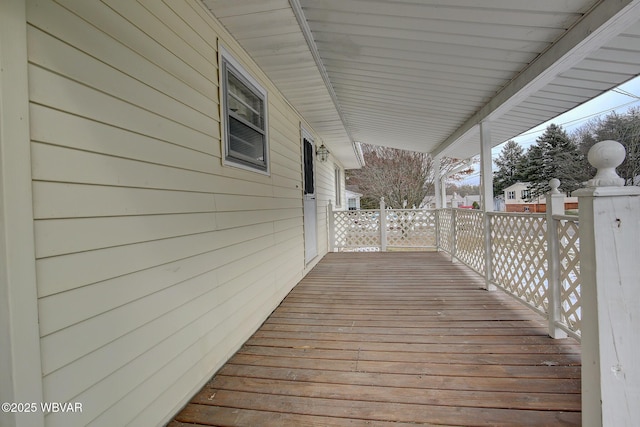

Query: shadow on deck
[168,252,581,426]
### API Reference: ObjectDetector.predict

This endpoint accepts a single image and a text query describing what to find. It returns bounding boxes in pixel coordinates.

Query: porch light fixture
[316,144,329,162]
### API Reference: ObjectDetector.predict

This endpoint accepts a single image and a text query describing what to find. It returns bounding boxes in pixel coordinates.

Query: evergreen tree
[523,124,585,199]
[493,140,525,195]
[523,143,546,199]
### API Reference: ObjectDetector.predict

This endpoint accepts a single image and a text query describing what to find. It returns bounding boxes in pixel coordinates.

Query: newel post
[380,197,387,252]
[546,179,568,339]
[575,140,640,427]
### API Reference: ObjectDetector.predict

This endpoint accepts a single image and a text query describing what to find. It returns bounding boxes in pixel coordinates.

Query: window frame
[219,46,269,175]
[507,191,516,200]
[334,165,342,208]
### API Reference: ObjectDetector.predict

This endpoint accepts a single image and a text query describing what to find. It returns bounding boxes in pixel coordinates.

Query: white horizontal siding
[25,0,333,425]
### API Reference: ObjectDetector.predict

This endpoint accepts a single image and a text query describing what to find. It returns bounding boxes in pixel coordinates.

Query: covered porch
[170,252,581,426]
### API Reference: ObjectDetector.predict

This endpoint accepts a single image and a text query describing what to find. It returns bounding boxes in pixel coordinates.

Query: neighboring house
[504,182,579,213]
[0,3,360,426]
[345,189,362,210]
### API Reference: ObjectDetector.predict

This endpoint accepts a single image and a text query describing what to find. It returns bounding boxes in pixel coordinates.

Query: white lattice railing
[330,201,438,252]
[555,215,581,336]
[452,209,486,275]
[332,209,381,251]
[489,212,549,315]
[437,209,453,253]
[329,197,581,339]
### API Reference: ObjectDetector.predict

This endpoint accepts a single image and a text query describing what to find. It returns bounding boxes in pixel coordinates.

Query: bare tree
[346,144,472,209]
[572,108,640,186]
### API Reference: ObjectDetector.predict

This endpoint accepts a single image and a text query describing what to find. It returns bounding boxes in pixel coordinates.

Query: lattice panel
[332,210,381,251]
[454,210,486,274]
[386,209,437,248]
[558,218,581,336]
[490,214,549,313]
[438,209,453,253]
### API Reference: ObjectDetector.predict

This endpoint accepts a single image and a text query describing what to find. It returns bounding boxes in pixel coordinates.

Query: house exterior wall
[504,182,578,213]
[0,1,342,426]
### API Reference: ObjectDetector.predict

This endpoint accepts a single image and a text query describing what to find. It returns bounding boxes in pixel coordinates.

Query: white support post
[0,2,45,427]
[379,197,387,252]
[433,156,442,209]
[479,121,494,212]
[575,140,640,427]
[328,200,336,252]
[480,121,495,290]
[546,179,568,339]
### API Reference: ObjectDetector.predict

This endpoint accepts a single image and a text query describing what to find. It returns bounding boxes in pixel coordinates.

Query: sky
[458,75,640,185]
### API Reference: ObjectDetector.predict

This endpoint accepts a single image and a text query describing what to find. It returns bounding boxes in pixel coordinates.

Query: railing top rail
[487,211,546,218]
[552,214,579,221]
[336,208,438,213]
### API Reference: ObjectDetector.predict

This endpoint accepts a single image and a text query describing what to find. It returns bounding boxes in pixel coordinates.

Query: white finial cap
[549,178,561,194]
[586,140,625,187]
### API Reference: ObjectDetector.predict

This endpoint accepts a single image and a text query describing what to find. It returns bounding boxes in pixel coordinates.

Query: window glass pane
[229,117,265,163]
[228,72,263,128]
[303,139,314,195]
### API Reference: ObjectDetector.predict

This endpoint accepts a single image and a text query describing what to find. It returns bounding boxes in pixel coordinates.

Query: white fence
[329,203,581,339]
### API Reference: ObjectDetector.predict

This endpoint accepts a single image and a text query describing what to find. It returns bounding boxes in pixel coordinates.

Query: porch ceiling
[203,0,640,167]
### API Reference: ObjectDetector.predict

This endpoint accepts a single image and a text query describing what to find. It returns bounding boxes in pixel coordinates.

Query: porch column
[379,197,387,252]
[0,1,45,426]
[479,121,495,291]
[575,140,640,427]
[433,156,442,209]
[479,121,493,212]
[546,179,568,339]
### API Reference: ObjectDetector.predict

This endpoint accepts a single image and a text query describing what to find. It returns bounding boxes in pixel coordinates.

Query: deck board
[170,252,581,426]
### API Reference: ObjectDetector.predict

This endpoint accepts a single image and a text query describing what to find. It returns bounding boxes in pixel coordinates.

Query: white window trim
[334,165,342,208]
[219,45,270,175]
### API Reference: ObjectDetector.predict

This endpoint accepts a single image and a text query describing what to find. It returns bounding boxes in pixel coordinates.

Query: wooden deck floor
[168,252,581,426]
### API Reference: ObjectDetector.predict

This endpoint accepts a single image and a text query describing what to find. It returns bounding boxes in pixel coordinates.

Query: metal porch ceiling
[203,0,640,167]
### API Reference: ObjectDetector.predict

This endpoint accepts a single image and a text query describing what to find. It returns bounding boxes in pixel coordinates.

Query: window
[507,191,515,200]
[334,166,341,207]
[221,48,268,173]
[521,189,530,200]
[348,198,357,210]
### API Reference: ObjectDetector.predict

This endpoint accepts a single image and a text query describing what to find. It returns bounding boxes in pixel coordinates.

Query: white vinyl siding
[24,0,336,425]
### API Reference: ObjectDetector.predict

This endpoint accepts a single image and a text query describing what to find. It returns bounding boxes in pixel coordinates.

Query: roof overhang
[203,0,640,167]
